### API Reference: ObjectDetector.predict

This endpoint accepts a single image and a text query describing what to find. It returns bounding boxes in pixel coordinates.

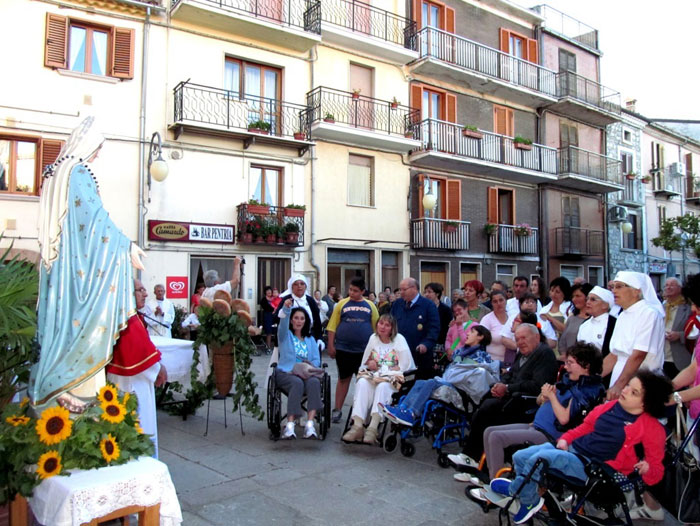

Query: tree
[651,213,700,257]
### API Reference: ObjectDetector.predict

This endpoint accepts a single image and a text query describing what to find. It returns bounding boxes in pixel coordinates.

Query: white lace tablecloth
[28,457,182,526]
[152,337,210,390]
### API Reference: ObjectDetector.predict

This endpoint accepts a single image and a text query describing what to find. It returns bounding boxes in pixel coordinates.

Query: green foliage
[284,222,300,233]
[652,213,700,256]
[285,204,306,210]
[247,119,271,131]
[324,112,335,121]
[513,136,533,145]
[171,305,189,339]
[0,236,39,407]
[463,125,478,132]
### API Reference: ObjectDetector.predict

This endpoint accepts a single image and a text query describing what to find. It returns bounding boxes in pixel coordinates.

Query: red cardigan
[560,400,666,486]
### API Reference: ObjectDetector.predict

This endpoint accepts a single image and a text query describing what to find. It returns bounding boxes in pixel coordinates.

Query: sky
[513,0,700,120]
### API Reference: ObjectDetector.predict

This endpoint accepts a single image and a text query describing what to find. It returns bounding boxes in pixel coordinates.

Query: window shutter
[445,179,461,220]
[40,139,64,173]
[410,84,423,112]
[494,106,513,136]
[499,28,509,52]
[445,7,455,33]
[659,144,665,171]
[446,93,456,123]
[526,38,538,64]
[487,186,499,224]
[570,125,578,147]
[45,13,68,69]
[110,27,134,79]
[413,0,422,29]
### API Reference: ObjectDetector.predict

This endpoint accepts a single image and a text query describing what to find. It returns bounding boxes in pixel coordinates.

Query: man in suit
[391,277,440,379]
[663,277,692,377]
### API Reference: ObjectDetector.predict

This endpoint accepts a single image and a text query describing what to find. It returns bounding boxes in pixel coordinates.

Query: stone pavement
[156,352,680,526]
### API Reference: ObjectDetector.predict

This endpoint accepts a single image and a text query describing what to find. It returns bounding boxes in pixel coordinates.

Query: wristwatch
[673,391,683,404]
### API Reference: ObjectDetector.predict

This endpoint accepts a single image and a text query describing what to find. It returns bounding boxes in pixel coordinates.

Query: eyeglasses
[611,283,630,290]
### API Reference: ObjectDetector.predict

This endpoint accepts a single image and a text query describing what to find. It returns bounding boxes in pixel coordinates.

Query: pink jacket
[445,320,479,355]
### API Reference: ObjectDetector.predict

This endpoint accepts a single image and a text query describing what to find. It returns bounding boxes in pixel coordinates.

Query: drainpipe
[308,46,321,290]
[136,7,152,279]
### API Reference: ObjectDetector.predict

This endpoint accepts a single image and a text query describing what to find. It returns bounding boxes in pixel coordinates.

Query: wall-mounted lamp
[147,131,168,203]
[422,175,437,212]
[621,221,633,234]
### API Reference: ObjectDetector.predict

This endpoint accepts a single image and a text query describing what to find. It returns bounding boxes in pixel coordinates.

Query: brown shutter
[494,106,506,135]
[499,28,509,52]
[40,139,64,172]
[45,13,68,69]
[110,27,134,79]
[570,125,578,147]
[446,179,461,220]
[487,186,499,224]
[410,84,423,112]
[526,38,538,64]
[413,0,422,29]
[446,93,456,123]
[445,6,455,33]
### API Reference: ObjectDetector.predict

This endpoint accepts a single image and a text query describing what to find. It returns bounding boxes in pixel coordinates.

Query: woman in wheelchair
[277,299,323,439]
[342,314,415,445]
[488,371,672,524]
[380,325,492,427]
[464,343,605,488]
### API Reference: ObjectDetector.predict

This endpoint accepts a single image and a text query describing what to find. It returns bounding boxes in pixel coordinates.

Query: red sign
[166,276,188,299]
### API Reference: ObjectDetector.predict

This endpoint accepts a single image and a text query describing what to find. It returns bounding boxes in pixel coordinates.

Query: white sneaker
[303,422,317,439]
[447,453,478,469]
[454,472,481,484]
[282,421,296,439]
[629,504,664,521]
[468,487,488,502]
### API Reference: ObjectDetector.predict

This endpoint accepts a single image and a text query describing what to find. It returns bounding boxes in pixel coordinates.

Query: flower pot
[641,177,652,184]
[246,204,269,215]
[265,234,277,244]
[240,232,253,244]
[462,129,483,139]
[254,235,265,244]
[404,131,414,138]
[211,342,234,396]
[285,232,300,244]
[352,93,360,100]
[284,207,305,217]
[625,174,637,180]
[248,127,269,135]
[293,132,305,141]
[323,118,335,124]
[514,142,532,151]
[391,102,398,109]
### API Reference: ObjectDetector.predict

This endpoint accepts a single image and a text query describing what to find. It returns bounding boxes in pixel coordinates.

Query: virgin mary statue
[30,117,144,407]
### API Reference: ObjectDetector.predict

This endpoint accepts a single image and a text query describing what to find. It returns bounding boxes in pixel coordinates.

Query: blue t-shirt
[533,390,574,440]
[573,402,640,462]
[334,299,375,353]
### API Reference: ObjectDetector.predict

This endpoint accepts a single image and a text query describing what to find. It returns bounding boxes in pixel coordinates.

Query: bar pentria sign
[148,220,235,244]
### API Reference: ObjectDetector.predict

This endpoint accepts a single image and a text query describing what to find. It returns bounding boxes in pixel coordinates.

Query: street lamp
[621,221,633,234]
[422,175,437,213]
[147,132,168,203]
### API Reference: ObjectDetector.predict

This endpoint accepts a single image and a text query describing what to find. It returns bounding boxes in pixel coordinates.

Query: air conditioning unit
[609,205,628,222]
[670,162,686,177]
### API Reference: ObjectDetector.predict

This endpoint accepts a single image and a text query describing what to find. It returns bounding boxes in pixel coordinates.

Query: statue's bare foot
[57,392,89,413]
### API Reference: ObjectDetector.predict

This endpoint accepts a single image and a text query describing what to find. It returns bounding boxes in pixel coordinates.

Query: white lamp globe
[150,159,169,182]
[621,221,633,234]
[422,192,437,212]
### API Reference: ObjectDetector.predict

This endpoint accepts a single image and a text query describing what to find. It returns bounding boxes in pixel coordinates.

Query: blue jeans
[510,443,587,507]
[401,379,449,417]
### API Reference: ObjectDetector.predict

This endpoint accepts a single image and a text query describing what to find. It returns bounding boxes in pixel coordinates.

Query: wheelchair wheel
[318,372,331,440]
[400,441,415,457]
[437,453,451,468]
[266,374,281,440]
[384,433,398,453]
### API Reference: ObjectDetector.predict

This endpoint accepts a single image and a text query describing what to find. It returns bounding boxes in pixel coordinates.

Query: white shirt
[479,311,507,362]
[577,313,610,351]
[608,300,665,387]
[506,297,543,317]
[142,298,175,337]
[539,300,571,318]
[202,281,232,301]
[500,311,557,342]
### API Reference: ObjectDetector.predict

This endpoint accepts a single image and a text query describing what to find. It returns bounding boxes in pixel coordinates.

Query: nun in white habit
[577,286,617,357]
[274,274,325,346]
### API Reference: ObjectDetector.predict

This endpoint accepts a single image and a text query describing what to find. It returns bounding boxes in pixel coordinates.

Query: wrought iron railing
[410,218,470,250]
[171,0,322,33]
[321,0,416,49]
[305,86,419,137]
[488,224,538,254]
[414,119,557,175]
[553,227,603,256]
[558,146,622,185]
[415,27,556,97]
[619,177,643,204]
[173,81,309,139]
[556,71,620,114]
[652,173,682,195]
[530,5,599,51]
[236,204,304,246]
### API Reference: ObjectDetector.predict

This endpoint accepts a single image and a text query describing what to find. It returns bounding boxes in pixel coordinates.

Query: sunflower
[36,451,62,479]
[36,406,72,445]
[6,415,30,426]
[20,397,30,408]
[134,419,144,434]
[121,392,130,406]
[100,434,121,463]
[98,384,118,404]
[100,401,126,424]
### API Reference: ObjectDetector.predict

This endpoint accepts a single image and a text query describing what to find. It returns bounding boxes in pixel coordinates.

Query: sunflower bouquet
[0,384,154,505]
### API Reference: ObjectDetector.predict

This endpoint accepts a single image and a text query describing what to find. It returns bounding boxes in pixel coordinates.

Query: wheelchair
[266,361,331,441]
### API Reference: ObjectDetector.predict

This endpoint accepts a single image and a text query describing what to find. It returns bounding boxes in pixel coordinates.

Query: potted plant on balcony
[484,222,497,235]
[513,136,533,151]
[284,222,300,244]
[293,130,306,141]
[240,221,255,244]
[283,204,306,217]
[247,119,271,135]
[443,221,459,233]
[323,112,335,123]
[391,97,399,109]
[404,127,414,139]
[514,223,533,237]
[351,88,361,100]
[625,172,638,181]
[462,125,483,140]
[245,198,270,216]
[641,174,652,184]
[263,221,278,244]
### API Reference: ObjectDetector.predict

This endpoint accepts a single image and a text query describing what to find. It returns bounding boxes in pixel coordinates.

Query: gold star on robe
[73,319,80,327]
[109,285,116,293]
[79,224,85,232]
[77,270,85,278]
[96,270,104,278]
[102,236,109,244]
[74,198,81,207]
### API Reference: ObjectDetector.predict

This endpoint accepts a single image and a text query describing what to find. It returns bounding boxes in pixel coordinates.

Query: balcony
[652,172,682,198]
[531,5,599,52]
[686,177,700,203]
[487,224,538,255]
[556,146,622,193]
[171,81,311,155]
[305,87,420,153]
[409,27,557,107]
[410,217,470,250]
[236,204,304,247]
[552,227,604,258]
[409,119,558,185]
[547,71,621,127]
[617,177,644,207]
[320,0,417,64]
[170,0,321,51]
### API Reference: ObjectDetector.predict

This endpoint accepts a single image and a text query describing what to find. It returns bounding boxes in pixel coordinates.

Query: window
[622,128,633,144]
[493,105,514,137]
[622,211,642,250]
[499,28,538,63]
[420,261,447,291]
[0,137,62,196]
[588,266,604,287]
[420,174,461,219]
[410,84,456,122]
[559,122,578,148]
[558,49,576,73]
[557,49,577,97]
[250,165,282,206]
[414,0,455,31]
[560,265,583,283]
[348,154,374,206]
[44,13,134,79]
[225,58,281,131]
[460,263,479,286]
[381,251,400,291]
[496,264,515,286]
[621,151,634,175]
[651,141,665,173]
[657,205,667,230]
[328,248,370,294]
[487,186,515,225]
